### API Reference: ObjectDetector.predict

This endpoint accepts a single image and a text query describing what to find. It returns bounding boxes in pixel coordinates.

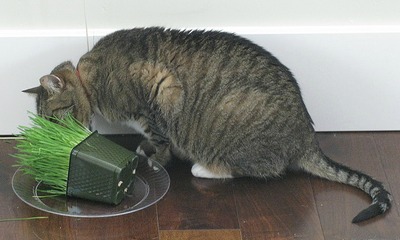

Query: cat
[23,27,391,223]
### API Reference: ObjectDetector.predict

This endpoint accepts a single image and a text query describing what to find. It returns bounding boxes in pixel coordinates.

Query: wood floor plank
[2,199,159,240]
[159,229,242,240]
[157,160,240,230]
[374,132,400,222]
[314,133,400,239]
[73,206,159,240]
[234,173,324,240]
[373,132,400,217]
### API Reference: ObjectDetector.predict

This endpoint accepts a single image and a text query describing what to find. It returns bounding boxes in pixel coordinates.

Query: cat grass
[13,113,91,196]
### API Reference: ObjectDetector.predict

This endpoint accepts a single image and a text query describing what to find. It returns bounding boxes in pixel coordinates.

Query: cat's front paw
[147,156,161,172]
[136,139,156,157]
[135,145,147,157]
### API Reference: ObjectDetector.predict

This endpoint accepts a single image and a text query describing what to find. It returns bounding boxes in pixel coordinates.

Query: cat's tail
[296,150,392,223]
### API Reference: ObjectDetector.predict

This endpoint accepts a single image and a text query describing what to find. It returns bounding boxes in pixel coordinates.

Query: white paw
[147,158,153,167]
[135,145,146,156]
[191,163,233,179]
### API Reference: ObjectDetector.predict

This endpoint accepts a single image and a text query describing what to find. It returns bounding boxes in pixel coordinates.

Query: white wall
[1,0,400,134]
[2,0,400,31]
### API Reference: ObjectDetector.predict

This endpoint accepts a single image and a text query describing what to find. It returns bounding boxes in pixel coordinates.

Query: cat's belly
[94,108,150,138]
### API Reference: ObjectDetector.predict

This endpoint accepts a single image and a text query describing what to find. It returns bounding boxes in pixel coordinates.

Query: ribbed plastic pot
[66,131,138,205]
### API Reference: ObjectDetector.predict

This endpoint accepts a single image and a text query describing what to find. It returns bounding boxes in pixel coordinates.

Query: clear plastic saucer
[12,156,169,218]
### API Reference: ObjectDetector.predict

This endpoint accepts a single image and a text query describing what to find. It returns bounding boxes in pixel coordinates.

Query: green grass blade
[0,216,48,222]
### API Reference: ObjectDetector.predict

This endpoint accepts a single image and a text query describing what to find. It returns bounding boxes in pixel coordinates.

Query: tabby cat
[24,27,391,223]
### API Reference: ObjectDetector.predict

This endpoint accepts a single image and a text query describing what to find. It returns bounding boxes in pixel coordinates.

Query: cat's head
[23,61,91,126]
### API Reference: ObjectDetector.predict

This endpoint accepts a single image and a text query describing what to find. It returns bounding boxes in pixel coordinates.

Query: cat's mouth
[45,105,75,123]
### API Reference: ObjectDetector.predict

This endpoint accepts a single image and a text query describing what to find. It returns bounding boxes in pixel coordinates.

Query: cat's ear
[22,86,41,94]
[39,74,64,93]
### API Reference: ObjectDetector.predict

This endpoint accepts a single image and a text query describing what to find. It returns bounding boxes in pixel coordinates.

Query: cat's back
[87,27,296,91]
[91,27,282,69]
[90,27,306,115]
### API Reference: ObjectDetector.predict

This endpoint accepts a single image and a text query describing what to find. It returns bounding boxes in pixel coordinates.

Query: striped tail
[297,151,392,223]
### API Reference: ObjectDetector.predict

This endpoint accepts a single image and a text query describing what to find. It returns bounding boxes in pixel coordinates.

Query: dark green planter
[66,131,138,205]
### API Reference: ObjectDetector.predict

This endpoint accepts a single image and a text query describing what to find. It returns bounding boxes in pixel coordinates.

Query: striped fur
[25,27,392,223]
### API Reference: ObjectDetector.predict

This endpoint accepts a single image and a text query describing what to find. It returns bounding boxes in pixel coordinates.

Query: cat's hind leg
[191,163,233,179]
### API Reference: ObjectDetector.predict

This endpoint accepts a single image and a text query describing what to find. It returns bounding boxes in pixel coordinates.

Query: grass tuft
[12,113,91,196]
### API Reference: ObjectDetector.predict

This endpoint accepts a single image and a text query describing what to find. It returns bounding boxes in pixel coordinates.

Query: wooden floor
[1,132,399,240]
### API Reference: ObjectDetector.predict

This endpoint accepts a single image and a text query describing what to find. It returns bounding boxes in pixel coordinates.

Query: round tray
[12,156,169,218]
